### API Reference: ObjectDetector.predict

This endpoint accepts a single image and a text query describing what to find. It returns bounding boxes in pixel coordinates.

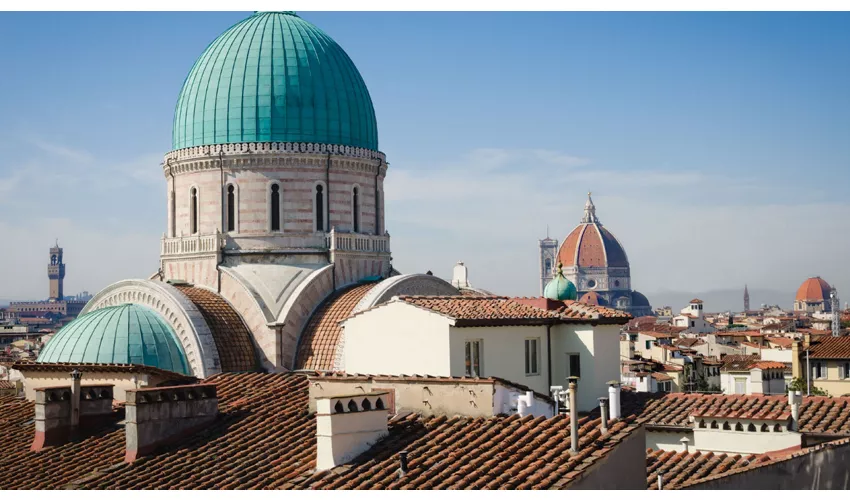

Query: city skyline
[1,11,848,304]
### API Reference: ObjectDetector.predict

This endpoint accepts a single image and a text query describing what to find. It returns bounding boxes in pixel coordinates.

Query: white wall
[551,324,620,412]
[646,430,692,451]
[761,349,793,364]
[692,424,801,454]
[342,302,452,375]
[449,324,549,396]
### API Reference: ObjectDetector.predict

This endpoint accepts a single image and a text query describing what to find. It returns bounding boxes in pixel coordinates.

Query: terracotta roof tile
[646,449,770,489]
[751,361,786,370]
[295,283,378,371]
[174,285,258,372]
[0,372,640,490]
[720,354,760,371]
[766,337,794,348]
[631,392,850,434]
[808,336,850,359]
[795,277,831,302]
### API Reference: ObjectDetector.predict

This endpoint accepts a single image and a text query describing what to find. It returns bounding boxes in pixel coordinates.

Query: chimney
[680,436,690,453]
[31,377,114,452]
[124,384,218,463]
[517,391,534,417]
[788,389,802,432]
[568,377,579,455]
[607,381,621,420]
[316,392,390,471]
[398,450,409,477]
[598,397,609,434]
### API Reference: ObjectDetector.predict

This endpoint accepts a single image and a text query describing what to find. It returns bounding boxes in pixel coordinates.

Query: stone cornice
[162,142,388,178]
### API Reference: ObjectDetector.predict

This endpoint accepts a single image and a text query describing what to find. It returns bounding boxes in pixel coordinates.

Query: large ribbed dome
[37,304,191,375]
[557,194,629,269]
[172,12,378,151]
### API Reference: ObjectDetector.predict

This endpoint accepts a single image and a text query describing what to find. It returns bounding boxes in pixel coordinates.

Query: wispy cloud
[28,138,94,164]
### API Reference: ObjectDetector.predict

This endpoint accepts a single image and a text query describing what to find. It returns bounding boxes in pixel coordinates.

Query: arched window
[747,423,756,432]
[352,186,360,232]
[698,420,706,429]
[722,422,731,430]
[710,421,718,429]
[760,424,769,432]
[734,422,743,432]
[270,183,281,232]
[315,184,325,232]
[190,187,199,234]
[544,258,552,276]
[226,184,236,232]
[777,424,784,432]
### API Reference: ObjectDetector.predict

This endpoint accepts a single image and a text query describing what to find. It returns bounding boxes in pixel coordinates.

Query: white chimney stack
[451,261,470,288]
[680,436,690,453]
[788,389,802,431]
[607,382,621,420]
[516,391,534,417]
[568,377,579,455]
[315,392,390,471]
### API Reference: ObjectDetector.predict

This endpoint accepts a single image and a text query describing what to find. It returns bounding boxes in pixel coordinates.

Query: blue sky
[1,12,848,308]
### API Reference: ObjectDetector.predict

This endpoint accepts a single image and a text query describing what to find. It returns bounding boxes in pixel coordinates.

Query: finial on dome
[544,262,576,301]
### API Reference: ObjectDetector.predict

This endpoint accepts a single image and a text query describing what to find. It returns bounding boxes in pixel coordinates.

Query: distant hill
[645,288,791,314]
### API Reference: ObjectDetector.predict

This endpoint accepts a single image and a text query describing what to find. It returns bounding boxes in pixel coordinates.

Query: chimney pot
[680,436,690,453]
[398,450,409,476]
[607,382,621,420]
[598,398,609,434]
[568,377,579,455]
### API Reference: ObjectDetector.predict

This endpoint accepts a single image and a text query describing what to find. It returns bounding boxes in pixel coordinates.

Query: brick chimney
[315,392,390,471]
[568,377,579,455]
[124,384,218,463]
[30,373,114,451]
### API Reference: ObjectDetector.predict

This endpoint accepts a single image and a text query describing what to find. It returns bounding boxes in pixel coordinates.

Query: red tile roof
[751,361,786,370]
[646,449,770,490]
[808,336,850,360]
[675,338,705,348]
[651,372,673,382]
[0,381,14,390]
[634,393,850,435]
[795,277,831,302]
[393,296,630,326]
[295,283,378,371]
[720,354,760,372]
[766,337,794,348]
[173,285,258,372]
[296,413,642,490]
[0,372,640,490]
[556,223,629,269]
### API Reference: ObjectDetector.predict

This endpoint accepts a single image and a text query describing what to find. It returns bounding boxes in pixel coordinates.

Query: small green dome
[38,304,191,375]
[544,264,577,301]
[172,12,378,151]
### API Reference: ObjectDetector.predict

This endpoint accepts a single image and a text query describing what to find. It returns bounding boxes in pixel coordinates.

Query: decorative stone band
[327,229,391,255]
[82,280,222,378]
[161,231,225,258]
[162,142,388,178]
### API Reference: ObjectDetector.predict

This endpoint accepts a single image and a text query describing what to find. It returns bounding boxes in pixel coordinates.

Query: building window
[734,378,746,394]
[690,320,695,327]
[566,353,581,379]
[465,340,482,377]
[190,187,199,234]
[813,362,825,380]
[525,338,539,376]
[226,184,236,232]
[270,183,281,232]
[710,421,718,429]
[314,184,327,232]
[352,186,360,233]
[747,423,756,432]
[841,362,850,380]
[722,422,731,431]
[544,259,552,276]
[645,340,652,350]
[760,423,769,432]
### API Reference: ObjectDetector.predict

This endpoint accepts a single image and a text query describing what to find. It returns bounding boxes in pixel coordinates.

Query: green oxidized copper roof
[172,11,378,151]
[37,304,191,376]
[544,263,577,301]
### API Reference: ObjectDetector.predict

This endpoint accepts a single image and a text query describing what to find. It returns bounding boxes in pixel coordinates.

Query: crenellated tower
[48,241,65,301]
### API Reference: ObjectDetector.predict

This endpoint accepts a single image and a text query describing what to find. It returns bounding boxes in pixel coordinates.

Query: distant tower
[831,288,841,337]
[48,240,65,301]
[539,228,558,295]
[744,284,750,312]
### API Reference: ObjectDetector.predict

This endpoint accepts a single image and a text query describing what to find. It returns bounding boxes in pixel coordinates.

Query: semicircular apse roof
[37,304,191,375]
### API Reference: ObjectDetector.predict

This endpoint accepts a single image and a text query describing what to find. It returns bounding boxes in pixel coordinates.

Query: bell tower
[48,241,65,301]
[539,228,558,295]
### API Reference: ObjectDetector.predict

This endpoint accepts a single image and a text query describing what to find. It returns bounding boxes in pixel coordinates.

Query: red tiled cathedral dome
[557,193,629,269]
[795,277,832,302]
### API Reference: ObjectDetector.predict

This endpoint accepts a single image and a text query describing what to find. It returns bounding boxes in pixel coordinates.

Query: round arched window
[587,279,597,289]
[614,279,621,287]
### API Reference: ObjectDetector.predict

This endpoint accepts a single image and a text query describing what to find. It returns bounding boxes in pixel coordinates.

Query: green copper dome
[172,12,378,151]
[544,264,577,301]
[38,304,191,375]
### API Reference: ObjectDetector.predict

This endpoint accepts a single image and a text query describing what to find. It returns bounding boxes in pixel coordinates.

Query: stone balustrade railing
[328,229,391,254]
[161,232,225,257]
